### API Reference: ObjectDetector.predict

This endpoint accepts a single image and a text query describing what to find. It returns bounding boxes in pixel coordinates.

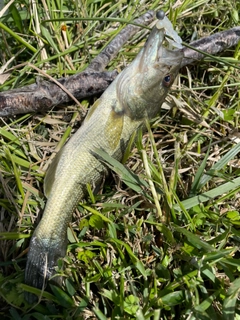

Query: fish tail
[24,234,66,303]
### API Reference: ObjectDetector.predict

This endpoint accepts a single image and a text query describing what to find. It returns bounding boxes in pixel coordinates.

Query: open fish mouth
[155,11,183,49]
[140,11,183,71]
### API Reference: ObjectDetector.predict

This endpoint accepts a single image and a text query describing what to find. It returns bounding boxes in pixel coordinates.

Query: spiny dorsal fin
[84,99,100,122]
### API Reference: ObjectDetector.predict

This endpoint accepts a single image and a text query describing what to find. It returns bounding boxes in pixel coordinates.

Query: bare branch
[0,70,117,116]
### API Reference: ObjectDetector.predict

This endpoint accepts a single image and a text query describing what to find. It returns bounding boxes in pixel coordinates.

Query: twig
[0,70,117,116]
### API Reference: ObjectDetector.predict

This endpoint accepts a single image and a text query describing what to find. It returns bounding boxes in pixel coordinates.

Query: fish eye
[162,74,172,87]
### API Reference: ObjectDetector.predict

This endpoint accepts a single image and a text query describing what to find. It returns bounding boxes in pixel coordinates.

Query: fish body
[25,23,183,301]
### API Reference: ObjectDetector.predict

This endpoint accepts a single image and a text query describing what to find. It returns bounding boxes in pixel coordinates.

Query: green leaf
[222,109,235,121]
[68,240,107,250]
[31,313,52,320]
[173,224,214,252]
[20,283,56,303]
[190,139,211,196]
[100,289,117,303]
[93,307,108,320]
[94,148,149,194]
[174,177,240,211]
[41,24,59,51]
[110,238,148,277]
[67,227,76,243]
[155,264,171,281]
[81,204,113,223]
[226,278,240,296]
[49,284,74,308]
[77,249,96,263]
[202,248,235,262]
[227,211,240,221]
[0,232,30,240]
[9,3,23,33]
[9,308,23,320]
[89,214,104,230]
[86,183,96,203]
[201,266,217,283]
[5,147,24,198]
[65,278,76,297]
[222,278,240,320]
[0,22,37,53]
[222,257,240,268]
[231,8,239,23]
[79,218,89,229]
[124,294,139,315]
[194,289,220,312]
[0,277,25,308]
[199,143,240,188]
[0,127,21,145]
[160,290,185,306]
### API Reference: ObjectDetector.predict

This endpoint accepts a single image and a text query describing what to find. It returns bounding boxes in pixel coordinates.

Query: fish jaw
[116,26,183,120]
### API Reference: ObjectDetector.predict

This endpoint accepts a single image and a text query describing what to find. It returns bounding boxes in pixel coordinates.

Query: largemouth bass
[25,13,183,302]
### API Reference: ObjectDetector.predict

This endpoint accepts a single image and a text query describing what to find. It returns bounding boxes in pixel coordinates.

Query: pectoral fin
[104,109,123,151]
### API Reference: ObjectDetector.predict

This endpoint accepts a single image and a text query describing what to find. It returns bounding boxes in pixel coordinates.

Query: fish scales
[25,19,183,302]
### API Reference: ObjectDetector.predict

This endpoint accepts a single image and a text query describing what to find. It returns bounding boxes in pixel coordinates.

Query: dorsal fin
[44,148,64,198]
[84,99,100,122]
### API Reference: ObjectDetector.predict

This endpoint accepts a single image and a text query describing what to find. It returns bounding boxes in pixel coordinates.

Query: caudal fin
[25,235,66,303]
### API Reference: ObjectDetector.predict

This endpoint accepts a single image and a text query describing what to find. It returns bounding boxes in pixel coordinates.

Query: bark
[0,71,117,116]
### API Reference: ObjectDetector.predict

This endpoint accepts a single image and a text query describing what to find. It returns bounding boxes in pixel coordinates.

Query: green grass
[0,0,240,319]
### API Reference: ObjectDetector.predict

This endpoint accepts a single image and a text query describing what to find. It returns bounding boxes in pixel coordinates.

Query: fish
[24,14,183,302]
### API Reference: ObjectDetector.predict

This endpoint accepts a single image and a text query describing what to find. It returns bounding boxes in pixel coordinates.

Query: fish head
[116,25,183,120]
